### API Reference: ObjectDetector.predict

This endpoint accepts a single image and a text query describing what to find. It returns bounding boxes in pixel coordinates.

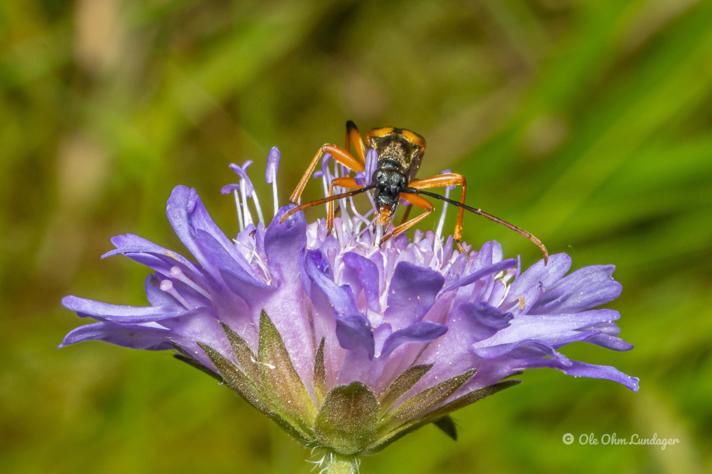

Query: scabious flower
[62,147,638,473]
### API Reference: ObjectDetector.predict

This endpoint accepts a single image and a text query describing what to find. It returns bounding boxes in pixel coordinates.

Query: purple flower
[61,147,638,460]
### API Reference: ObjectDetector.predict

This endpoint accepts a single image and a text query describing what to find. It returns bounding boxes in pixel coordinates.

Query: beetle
[281,121,548,261]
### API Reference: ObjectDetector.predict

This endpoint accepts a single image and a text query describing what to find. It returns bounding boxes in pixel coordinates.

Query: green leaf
[315,382,380,455]
[257,310,317,427]
[432,416,457,441]
[378,364,432,412]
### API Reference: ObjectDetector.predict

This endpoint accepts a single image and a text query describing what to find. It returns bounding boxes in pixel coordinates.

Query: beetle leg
[280,186,371,223]
[380,193,433,245]
[289,144,364,204]
[409,173,467,241]
[326,177,361,232]
[399,200,413,224]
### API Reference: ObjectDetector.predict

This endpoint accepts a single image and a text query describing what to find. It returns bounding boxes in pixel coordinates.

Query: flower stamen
[159,279,192,309]
[169,266,211,300]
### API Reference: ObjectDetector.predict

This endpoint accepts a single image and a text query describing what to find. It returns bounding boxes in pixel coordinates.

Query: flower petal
[531,265,622,314]
[60,321,172,350]
[336,314,375,359]
[502,253,571,312]
[306,250,361,317]
[385,262,444,328]
[341,252,381,312]
[166,186,249,278]
[380,321,448,358]
[520,357,639,391]
[191,228,272,303]
[62,295,188,323]
[472,309,621,357]
[443,258,516,293]
[104,233,202,278]
[265,205,307,279]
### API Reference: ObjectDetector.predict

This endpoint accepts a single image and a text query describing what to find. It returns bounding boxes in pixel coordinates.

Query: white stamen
[435,184,452,240]
[251,189,265,225]
[249,248,272,284]
[374,221,383,246]
[159,279,191,309]
[169,266,211,300]
[232,190,244,231]
[271,180,279,216]
[240,183,254,227]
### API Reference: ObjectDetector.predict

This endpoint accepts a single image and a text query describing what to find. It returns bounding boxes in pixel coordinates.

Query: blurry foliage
[1,0,711,473]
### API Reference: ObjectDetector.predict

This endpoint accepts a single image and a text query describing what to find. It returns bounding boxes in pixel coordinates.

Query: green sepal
[220,321,259,380]
[385,368,476,427]
[315,382,380,455]
[313,338,327,404]
[198,341,313,444]
[197,343,265,411]
[172,350,221,381]
[367,379,520,453]
[424,379,521,421]
[378,364,432,412]
[432,416,457,441]
[257,311,317,428]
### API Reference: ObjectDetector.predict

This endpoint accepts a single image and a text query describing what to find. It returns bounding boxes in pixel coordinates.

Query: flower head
[62,146,638,461]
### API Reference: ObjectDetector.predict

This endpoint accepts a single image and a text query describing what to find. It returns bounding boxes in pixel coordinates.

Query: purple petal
[261,206,317,385]
[166,186,248,278]
[341,252,381,312]
[472,309,621,357]
[104,233,202,277]
[384,262,444,328]
[264,205,307,279]
[60,321,172,350]
[305,250,361,317]
[521,358,639,391]
[380,321,448,358]
[335,314,375,359]
[584,333,634,351]
[62,295,189,323]
[443,258,517,293]
[503,253,571,312]
[454,302,513,342]
[531,265,622,314]
[191,228,271,304]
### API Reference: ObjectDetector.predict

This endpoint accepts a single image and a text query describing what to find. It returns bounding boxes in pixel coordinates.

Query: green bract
[199,311,519,457]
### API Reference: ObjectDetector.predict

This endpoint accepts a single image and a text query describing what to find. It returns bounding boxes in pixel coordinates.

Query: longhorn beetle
[281,121,548,261]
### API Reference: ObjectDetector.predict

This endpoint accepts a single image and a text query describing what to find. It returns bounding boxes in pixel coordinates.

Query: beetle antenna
[405,188,549,262]
[280,185,376,223]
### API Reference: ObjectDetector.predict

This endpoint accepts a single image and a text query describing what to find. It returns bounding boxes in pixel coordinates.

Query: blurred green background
[2,1,711,473]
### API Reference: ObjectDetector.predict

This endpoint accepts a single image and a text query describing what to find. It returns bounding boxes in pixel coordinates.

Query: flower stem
[324,454,359,474]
